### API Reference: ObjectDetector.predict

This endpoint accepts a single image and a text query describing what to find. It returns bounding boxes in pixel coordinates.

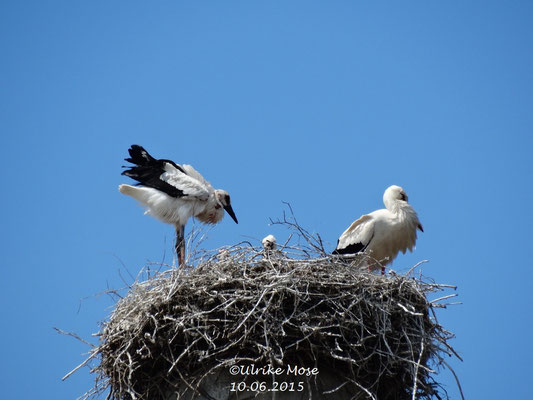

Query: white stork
[262,234,277,251]
[118,145,238,265]
[333,185,423,274]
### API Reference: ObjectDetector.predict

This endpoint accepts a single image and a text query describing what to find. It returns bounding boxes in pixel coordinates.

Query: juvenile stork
[262,234,277,250]
[333,185,423,274]
[119,145,238,265]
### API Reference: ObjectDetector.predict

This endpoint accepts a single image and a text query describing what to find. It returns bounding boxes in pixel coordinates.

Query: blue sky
[1,1,532,399]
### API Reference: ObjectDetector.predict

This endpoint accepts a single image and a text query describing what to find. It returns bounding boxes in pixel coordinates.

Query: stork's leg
[381,266,385,275]
[175,225,185,266]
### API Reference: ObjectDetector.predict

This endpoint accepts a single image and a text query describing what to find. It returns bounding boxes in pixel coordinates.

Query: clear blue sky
[1,1,532,399]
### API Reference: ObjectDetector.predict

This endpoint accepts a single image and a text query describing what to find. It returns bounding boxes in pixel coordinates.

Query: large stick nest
[71,218,461,400]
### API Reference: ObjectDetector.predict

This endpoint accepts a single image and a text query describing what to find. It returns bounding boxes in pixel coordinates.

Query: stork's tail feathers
[118,184,151,203]
[118,183,133,195]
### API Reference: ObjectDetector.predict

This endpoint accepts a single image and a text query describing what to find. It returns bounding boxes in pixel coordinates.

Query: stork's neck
[387,200,412,215]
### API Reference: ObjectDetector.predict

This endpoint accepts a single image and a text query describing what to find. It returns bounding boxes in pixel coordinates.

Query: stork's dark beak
[418,223,424,232]
[224,205,238,224]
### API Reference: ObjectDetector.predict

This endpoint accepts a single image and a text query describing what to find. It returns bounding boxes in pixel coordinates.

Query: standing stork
[333,185,423,274]
[118,145,238,265]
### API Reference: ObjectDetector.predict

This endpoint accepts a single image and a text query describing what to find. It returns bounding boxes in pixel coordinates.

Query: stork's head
[215,190,238,224]
[383,185,408,210]
[262,234,277,250]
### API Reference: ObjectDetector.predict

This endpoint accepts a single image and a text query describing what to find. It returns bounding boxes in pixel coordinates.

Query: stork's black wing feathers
[121,145,186,198]
[332,241,367,255]
[332,230,374,256]
[124,145,184,172]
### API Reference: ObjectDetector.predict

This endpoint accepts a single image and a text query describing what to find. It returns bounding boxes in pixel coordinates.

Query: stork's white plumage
[333,185,423,274]
[119,145,238,265]
[262,234,277,250]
